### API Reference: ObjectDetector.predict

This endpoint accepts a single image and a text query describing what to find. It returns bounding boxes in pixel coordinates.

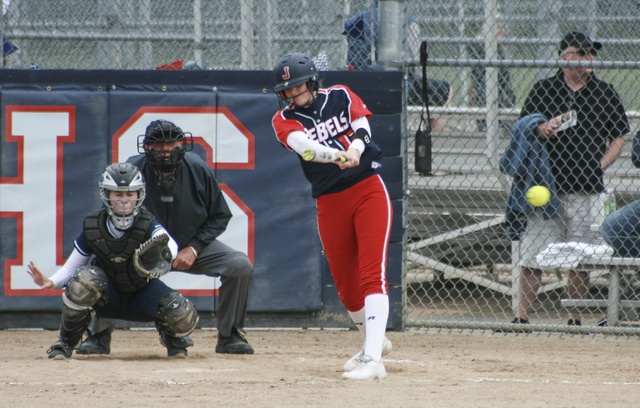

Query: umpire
[79,119,254,355]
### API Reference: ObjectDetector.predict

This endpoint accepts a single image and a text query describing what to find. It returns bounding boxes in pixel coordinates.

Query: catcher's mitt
[133,234,173,279]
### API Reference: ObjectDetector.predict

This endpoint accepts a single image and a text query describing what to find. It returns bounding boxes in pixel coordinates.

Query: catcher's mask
[273,53,319,108]
[99,163,146,230]
[137,119,193,202]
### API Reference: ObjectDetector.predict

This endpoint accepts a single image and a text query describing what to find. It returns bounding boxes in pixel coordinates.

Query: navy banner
[0,70,402,326]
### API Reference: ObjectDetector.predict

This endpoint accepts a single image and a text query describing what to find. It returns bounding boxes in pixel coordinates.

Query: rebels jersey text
[272,85,383,197]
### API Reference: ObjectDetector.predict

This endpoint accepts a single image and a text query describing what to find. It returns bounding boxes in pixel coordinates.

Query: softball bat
[301,149,347,163]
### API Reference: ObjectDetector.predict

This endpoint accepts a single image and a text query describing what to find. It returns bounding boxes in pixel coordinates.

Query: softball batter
[271,53,392,380]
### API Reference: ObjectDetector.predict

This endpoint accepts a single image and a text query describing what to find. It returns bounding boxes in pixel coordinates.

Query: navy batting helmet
[273,53,319,99]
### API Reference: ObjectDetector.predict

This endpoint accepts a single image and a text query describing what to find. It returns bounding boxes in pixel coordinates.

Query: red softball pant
[316,174,392,312]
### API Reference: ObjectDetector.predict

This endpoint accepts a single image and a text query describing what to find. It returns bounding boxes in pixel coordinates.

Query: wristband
[188,246,199,258]
[354,128,371,145]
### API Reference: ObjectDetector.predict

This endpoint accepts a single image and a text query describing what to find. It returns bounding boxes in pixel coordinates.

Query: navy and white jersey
[272,85,383,198]
[46,210,172,289]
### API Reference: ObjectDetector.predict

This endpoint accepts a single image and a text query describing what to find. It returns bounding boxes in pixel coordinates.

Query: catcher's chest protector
[84,210,155,293]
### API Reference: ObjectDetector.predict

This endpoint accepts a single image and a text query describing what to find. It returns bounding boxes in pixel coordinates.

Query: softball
[526,185,551,207]
[302,149,315,161]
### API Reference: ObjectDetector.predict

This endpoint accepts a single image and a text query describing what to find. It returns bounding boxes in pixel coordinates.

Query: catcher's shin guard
[59,265,108,349]
[58,304,93,349]
[156,292,199,337]
[156,292,198,357]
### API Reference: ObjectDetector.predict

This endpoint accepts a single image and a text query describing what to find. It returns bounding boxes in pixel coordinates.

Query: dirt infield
[1,328,639,408]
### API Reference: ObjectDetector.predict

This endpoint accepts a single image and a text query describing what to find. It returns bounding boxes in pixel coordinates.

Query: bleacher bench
[561,256,640,326]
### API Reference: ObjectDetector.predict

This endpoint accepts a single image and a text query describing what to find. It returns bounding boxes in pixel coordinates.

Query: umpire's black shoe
[76,331,111,355]
[215,327,254,354]
[47,341,73,360]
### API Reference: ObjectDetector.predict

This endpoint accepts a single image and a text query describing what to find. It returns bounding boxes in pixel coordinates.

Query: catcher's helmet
[99,163,146,230]
[137,119,193,175]
[273,53,318,99]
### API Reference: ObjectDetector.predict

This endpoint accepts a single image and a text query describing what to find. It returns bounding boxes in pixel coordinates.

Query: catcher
[27,162,199,360]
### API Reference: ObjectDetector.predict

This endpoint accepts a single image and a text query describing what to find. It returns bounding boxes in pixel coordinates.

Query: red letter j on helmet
[282,66,290,80]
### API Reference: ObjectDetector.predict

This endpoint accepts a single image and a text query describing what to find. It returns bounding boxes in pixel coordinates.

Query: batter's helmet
[99,163,146,230]
[273,53,319,99]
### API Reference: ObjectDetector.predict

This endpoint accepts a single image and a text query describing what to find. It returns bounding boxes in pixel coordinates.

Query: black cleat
[160,334,193,358]
[168,348,188,358]
[76,331,111,355]
[216,327,254,354]
[47,341,72,360]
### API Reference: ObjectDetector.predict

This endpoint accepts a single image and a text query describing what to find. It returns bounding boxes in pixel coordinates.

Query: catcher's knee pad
[156,292,199,337]
[63,266,108,310]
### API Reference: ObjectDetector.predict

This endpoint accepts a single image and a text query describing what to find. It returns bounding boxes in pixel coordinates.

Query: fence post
[511,241,521,314]
[377,0,405,69]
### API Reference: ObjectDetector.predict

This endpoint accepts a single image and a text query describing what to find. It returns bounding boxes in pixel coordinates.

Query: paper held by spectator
[555,110,577,132]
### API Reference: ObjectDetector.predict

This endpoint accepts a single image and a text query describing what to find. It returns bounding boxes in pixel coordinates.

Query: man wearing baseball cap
[558,31,602,55]
[499,31,630,331]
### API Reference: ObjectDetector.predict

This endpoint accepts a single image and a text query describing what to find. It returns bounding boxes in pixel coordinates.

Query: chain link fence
[1,0,379,70]
[405,0,640,337]
[4,0,640,336]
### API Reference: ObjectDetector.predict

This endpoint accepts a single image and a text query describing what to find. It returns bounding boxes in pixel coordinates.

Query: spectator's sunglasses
[564,48,597,57]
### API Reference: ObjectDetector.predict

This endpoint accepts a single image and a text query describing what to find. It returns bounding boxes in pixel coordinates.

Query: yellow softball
[302,149,315,161]
[526,185,551,207]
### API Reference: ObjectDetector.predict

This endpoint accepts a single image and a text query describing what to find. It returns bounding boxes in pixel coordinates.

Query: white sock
[348,307,366,342]
[363,294,389,362]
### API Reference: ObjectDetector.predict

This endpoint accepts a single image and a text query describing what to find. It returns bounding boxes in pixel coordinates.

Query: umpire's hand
[172,247,197,270]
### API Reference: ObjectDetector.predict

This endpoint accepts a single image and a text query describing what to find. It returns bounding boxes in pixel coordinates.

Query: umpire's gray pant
[88,239,253,338]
